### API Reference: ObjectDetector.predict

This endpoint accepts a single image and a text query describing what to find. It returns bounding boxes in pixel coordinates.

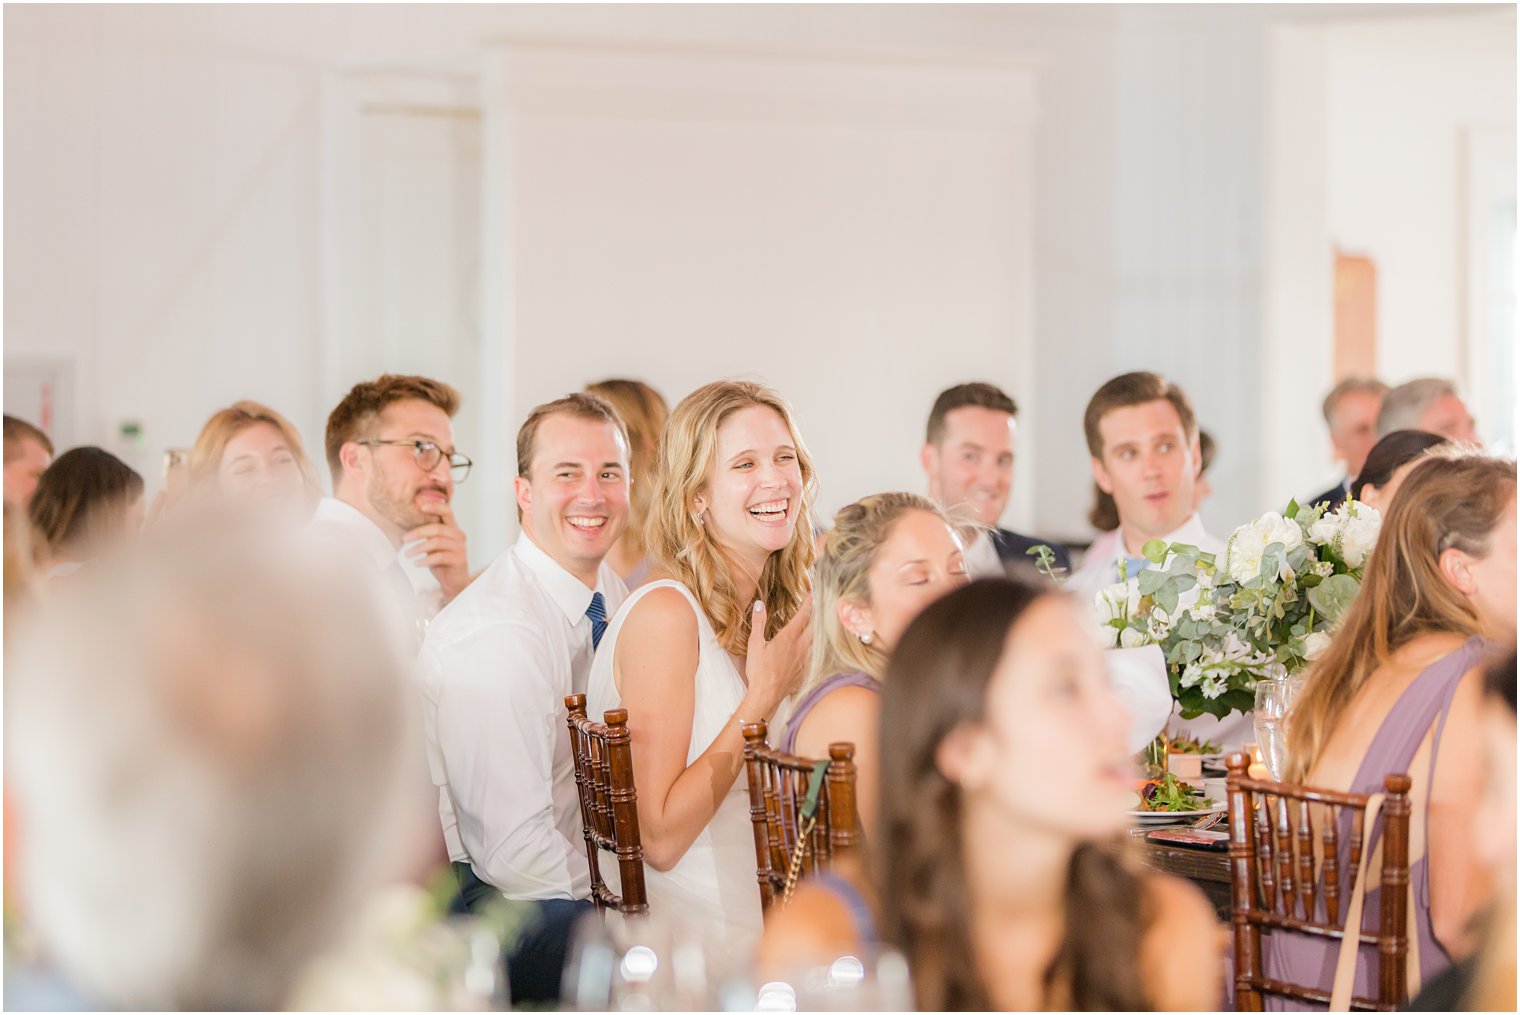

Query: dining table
[1124,824,1232,919]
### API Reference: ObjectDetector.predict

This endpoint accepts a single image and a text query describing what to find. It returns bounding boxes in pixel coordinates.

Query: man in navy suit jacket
[1306,377,1387,509]
[920,382,1071,579]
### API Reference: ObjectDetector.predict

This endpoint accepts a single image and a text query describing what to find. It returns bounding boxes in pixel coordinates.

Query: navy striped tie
[586,592,607,651]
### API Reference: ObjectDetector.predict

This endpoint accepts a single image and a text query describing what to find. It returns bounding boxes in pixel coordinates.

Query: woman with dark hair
[1350,429,1451,513]
[27,447,144,577]
[758,579,1220,1008]
[880,579,1221,1009]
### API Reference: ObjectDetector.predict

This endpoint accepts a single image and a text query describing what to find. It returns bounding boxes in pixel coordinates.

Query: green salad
[1133,772,1207,813]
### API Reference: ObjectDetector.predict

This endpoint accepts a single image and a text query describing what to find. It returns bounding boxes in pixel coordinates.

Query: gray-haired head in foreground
[1376,377,1460,438]
[5,508,416,1010]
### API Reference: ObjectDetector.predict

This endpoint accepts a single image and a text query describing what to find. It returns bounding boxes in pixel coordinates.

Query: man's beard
[366,472,446,534]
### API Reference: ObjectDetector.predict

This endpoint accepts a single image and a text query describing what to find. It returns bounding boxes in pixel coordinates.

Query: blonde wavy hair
[804,492,956,696]
[1287,447,1516,782]
[646,380,816,653]
[189,401,322,505]
[585,379,669,561]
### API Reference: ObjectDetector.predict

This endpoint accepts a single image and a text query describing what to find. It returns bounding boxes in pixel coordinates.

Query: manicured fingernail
[753,600,764,612]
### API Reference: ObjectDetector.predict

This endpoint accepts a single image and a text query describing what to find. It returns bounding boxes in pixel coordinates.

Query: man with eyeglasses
[315,373,475,643]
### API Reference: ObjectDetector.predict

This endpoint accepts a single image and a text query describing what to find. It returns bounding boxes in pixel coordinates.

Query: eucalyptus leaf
[1307,573,1360,623]
[1142,539,1170,565]
[1154,584,1180,616]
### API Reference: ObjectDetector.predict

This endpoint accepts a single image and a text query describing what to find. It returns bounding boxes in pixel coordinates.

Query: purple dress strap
[778,671,878,755]
[1263,636,1486,1010]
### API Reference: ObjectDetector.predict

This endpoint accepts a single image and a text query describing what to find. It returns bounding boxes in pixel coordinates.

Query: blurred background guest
[26,447,144,578]
[2,415,53,511]
[1351,429,1452,514]
[1284,450,1515,1000]
[1376,377,1479,443]
[584,378,669,587]
[920,383,1069,580]
[1411,646,1517,1011]
[779,492,967,837]
[3,514,417,1010]
[760,579,1220,1007]
[186,399,322,518]
[1308,377,1388,509]
[588,380,815,962]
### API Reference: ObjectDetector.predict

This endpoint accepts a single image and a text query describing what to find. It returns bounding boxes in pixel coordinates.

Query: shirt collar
[1112,513,1213,566]
[313,496,399,570]
[512,534,605,626]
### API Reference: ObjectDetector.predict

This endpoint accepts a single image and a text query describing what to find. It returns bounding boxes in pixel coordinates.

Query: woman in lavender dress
[779,492,968,838]
[1274,449,1516,1009]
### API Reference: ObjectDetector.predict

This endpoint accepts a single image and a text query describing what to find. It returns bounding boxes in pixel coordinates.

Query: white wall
[6,4,1509,565]
[1262,8,1517,506]
[495,45,1037,545]
[1326,10,1516,392]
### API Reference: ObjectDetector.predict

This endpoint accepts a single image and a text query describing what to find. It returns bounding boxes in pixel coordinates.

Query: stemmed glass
[1252,675,1307,781]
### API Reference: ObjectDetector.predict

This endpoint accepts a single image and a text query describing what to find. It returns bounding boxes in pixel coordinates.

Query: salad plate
[1127,801,1227,825]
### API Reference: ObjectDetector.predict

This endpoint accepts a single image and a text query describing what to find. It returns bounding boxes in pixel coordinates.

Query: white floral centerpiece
[1081,498,1381,720]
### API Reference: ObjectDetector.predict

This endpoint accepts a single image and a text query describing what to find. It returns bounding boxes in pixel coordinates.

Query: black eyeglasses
[357,439,473,482]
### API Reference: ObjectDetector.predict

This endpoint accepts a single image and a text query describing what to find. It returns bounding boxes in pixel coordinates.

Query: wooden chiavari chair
[741,720,860,915]
[564,693,648,917]
[1225,753,1414,1011]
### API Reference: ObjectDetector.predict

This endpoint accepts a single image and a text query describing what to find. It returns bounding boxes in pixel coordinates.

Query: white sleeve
[1106,644,1175,753]
[429,623,591,900]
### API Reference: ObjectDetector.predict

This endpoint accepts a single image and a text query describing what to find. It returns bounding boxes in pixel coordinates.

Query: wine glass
[562,910,718,1011]
[1252,675,1306,780]
[735,947,914,1012]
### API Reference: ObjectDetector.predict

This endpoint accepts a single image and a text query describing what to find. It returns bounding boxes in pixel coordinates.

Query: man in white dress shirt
[311,374,474,645]
[419,392,630,1005]
[1068,372,1249,750]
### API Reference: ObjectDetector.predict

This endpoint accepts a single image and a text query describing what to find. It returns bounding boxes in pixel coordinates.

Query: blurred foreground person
[26,447,143,577]
[3,415,54,510]
[4,513,416,1010]
[759,580,1220,1009]
[187,400,322,518]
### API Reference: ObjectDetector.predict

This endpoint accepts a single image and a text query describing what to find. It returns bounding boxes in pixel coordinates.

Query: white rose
[1225,512,1305,585]
[1094,581,1140,626]
[1338,508,1381,569]
[1303,631,1332,659]
[1309,502,1383,569]
[1119,626,1151,649]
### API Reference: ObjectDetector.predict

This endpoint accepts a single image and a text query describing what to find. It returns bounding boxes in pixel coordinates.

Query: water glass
[1252,675,1306,780]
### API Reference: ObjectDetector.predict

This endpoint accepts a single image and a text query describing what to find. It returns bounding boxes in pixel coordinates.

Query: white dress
[586,579,763,962]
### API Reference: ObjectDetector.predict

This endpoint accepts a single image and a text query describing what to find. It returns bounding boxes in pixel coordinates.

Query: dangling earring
[859,631,874,646]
